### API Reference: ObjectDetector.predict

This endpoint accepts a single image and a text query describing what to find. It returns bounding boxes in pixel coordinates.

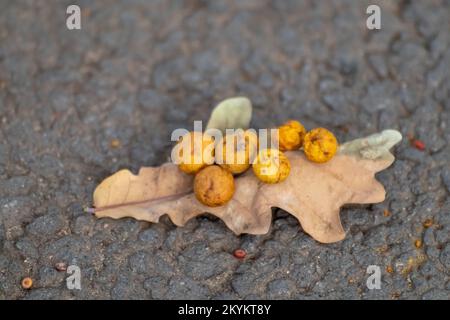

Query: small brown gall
[194,165,235,207]
[21,277,33,289]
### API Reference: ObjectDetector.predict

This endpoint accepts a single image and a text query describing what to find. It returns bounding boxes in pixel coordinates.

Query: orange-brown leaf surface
[92,130,401,243]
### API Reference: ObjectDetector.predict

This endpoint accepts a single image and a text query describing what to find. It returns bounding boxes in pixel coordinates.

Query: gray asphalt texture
[0,0,449,300]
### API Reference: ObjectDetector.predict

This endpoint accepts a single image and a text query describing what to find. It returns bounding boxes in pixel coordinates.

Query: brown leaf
[92,130,400,243]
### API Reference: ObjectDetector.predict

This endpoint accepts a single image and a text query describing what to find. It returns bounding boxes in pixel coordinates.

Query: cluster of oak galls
[174,120,338,207]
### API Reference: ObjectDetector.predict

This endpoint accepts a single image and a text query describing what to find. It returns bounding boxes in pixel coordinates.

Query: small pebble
[55,262,67,272]
[414,239,423,249]
[423,218,433,228]
[391,292,401,299]
[110,139,121,148]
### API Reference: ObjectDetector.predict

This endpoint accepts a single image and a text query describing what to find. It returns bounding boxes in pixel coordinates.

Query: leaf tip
[339,129,403,161]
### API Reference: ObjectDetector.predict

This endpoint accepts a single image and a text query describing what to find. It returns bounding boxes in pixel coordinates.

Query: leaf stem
[87,190,192,213]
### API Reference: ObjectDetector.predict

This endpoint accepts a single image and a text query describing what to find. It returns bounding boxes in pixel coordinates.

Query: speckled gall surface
[0,0,449,299]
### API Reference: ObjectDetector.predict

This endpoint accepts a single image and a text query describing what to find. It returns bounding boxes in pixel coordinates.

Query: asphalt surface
[0,0,449,300]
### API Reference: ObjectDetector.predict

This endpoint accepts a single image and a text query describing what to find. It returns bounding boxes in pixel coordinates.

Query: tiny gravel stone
[26,213,66,238]
[54,262,67,272]
[267,279,294,299]
[138,228,164,248]
[439,244,450,268]
[422,289,450,300]
[38,266,64,287]
[0,176,36,197]
[442,169,450,193]
[143,276,169,299]
[76,213,99,233]
[110,139,121,148]
[165,277,210,300]
[128,251,150,274]
[15,238,39,259]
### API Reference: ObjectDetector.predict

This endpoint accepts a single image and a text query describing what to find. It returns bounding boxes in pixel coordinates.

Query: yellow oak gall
[216,130,258,175]
[303,128,338,163]
[194,165,235,207]
[278,120,306,151]
[253,149,290,184]
[174,131,215,174]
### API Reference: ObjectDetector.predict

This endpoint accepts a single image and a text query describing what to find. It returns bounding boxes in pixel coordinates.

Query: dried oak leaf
[92,130,402,243]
